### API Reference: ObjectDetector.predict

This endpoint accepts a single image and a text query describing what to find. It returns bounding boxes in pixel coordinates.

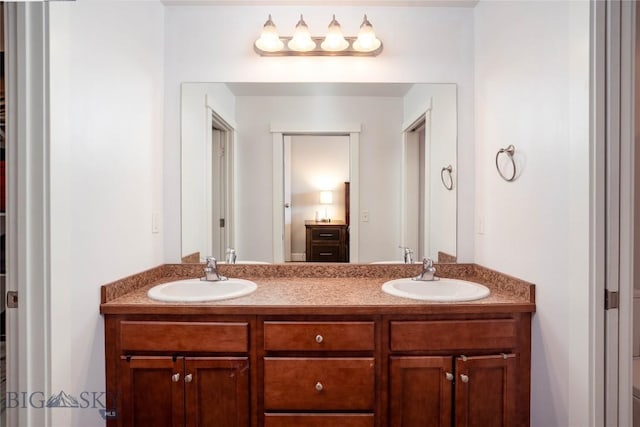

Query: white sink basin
[147,278,257,302]
[382,278,490,302]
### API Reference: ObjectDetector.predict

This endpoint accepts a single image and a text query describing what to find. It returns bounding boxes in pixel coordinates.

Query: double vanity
[100,262,535,427]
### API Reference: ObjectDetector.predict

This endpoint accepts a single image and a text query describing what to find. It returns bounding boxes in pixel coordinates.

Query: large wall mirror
[181,82,457,264]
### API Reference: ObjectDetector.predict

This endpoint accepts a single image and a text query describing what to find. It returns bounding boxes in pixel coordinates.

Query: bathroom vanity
[100,263,535,427]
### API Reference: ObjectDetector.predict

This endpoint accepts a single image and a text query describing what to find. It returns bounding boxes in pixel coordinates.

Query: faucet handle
[423,257,434,268]
[205,256,218,269]
[399,246,414,263]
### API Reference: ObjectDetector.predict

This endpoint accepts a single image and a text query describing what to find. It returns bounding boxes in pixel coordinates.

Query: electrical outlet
[361,210,369,222]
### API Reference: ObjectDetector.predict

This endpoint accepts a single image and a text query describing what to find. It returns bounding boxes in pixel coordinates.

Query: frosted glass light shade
[254,15,284,52]
[287,15,316,52]
[319,191,333,205]
[320,15,349,52]
[352,15,381,52]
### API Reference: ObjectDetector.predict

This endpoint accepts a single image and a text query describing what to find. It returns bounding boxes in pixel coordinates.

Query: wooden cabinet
[305,221,348,262]
[262,320,376,425]
[108,319,251,427]
[389,356,453,426]
[454,354,517,427]
[119,356,249,427]
[104,313,530,427]
[388,320,523,427]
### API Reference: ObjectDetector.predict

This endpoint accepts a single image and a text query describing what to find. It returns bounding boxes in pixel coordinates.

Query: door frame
[401,100,432,261]
[271,124,360,263]
[597,0,637,424]
[6,3,51,426]
[204,97,236,261]
[205,109,235,260]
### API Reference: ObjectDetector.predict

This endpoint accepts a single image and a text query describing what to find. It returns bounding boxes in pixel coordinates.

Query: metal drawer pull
[171,373,180,382]
[319,252,333,256]
[445,372,454,381]
[315,382,324,392]
[460,374,469,383]
[184,374,193,383]
[315,334,324,343]
[319,233,334,237]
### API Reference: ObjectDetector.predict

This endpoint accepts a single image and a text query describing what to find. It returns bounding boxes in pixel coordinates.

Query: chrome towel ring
[495,145,516,182]
[440,165,454,190]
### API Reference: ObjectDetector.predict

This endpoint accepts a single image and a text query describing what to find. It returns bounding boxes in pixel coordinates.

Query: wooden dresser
[305,220,348,262]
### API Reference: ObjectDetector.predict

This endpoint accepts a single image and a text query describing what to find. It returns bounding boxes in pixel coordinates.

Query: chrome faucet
[225,248,237,264]
[399,246,414,264]
[413,257,438,281]
[202,256,227,281]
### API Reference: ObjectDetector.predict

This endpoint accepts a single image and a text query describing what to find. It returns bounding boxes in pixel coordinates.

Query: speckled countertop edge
[100,263,534,312]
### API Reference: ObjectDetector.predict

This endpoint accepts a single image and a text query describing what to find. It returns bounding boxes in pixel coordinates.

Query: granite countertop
[100,263,536,316]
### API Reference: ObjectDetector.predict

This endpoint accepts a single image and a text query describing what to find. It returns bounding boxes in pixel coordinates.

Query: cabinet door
[119,356,184,427]
[454,354,516,427]
[184,357,250,427]
[389,356,453,427]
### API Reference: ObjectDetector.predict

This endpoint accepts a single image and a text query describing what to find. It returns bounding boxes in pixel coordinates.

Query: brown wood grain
[263,321,375,351]
[120,321,248,353]
[264,413,374,427]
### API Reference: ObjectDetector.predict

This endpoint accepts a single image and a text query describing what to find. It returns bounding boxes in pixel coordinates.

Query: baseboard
[291,252,306,262]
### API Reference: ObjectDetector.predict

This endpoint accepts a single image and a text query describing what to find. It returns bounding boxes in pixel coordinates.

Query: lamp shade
[352,15,381,52]
[319,191,333,205]
[287,15,316,52]
[320,15,349,52]
[255,15,284,52]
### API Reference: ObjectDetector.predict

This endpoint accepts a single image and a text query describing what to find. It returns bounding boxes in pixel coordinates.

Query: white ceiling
[224,82,416,97]
[162,0,478,7]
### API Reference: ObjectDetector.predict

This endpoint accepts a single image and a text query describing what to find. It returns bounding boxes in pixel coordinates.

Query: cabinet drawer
[264,321,374,351]
[120,321,248,353]
[309,245,341,262]
[390,319,517,352]
[311,228,341,241]
[264,358,375,410]
[265,414,374,427]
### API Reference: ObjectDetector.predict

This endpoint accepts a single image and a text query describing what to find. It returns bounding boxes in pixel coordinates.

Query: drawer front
[120,321,248,353]
[264,321,375,351]
[390,319,517,352]
[309,244,341,262]
[311,228,341,241]
[264,414,374,427]
[263,358,375,410]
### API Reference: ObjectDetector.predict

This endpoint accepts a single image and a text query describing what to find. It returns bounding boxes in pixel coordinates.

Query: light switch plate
[152,212,160,234]
[361,210,369,222]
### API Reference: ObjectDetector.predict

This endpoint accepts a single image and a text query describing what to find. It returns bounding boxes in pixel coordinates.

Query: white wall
[404,84,457,260]
[473,1,589,426]
[163,5,475,263]
[234,95,403,262]
[48,2,165,425]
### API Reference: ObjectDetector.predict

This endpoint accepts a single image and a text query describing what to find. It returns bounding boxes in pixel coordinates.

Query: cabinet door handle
[184,374,193,383]
[171,373,180,382]
[315,382,324,392]
[315,334,324,343]
[445,372,454,381]
[460,374,469,383]
[319,233,334,237]
[319,252,333,256]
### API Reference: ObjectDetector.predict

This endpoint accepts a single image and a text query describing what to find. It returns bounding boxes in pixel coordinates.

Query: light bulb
[320,14,349,52]
[287,15,316,52]
[353,15,381,52]
[254,15,284,53]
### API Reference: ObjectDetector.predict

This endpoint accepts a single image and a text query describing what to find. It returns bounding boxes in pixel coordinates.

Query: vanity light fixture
[254,14,383,57]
